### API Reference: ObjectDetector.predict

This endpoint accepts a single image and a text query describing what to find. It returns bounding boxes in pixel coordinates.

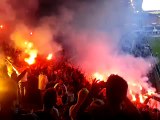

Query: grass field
[149,37,160,62]
[149,37,160,92]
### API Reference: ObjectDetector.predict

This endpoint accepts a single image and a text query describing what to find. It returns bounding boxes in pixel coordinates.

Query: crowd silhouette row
[0,59,160,120]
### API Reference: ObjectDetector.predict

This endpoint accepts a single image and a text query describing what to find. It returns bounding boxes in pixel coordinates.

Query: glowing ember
[0,25,3,29]
[30,32,33,36]
[47,53,53,60]
[93,72,104,81]
[24,41,38,65]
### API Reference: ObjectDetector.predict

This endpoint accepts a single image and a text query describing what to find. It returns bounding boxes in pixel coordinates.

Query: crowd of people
[0,57,160,120]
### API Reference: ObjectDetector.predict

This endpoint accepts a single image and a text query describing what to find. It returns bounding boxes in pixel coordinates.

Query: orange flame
[24,41,38,65]
[93,72,104,81]
[130,90,136,102]
[46,53,53,60]
[139,94,145,103]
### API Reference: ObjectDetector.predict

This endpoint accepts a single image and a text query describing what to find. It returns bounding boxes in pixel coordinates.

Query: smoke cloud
[0,0,157,93]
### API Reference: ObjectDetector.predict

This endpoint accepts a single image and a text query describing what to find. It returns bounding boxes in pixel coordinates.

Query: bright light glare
[0,25,3,29]
[93,72,104,81]
[47,53,53,60]
[142,0,160,11]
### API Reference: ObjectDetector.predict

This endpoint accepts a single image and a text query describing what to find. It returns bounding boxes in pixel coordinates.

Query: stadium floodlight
[142,0,160,11]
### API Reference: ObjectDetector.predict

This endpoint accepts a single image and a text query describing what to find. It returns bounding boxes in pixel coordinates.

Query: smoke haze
[0,0,156,93]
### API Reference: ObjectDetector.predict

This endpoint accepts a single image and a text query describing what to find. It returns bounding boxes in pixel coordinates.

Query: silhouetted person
[91,74,141,120]
[77,75,140,120]
[35,88,59,120]
[69,88,89,120]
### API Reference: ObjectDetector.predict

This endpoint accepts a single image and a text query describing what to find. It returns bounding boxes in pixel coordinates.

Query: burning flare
[0,25,3,29]
[6,59,19,77]
[92,72,156,106]
[24,41,38,65]
[93,72,104,81]
[46,53,53,60]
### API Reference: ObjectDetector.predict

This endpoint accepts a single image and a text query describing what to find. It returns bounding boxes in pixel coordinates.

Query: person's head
[77,88,89,104]
[106,74,128,106]
[54,83,67,96]
[43,88,57,109]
